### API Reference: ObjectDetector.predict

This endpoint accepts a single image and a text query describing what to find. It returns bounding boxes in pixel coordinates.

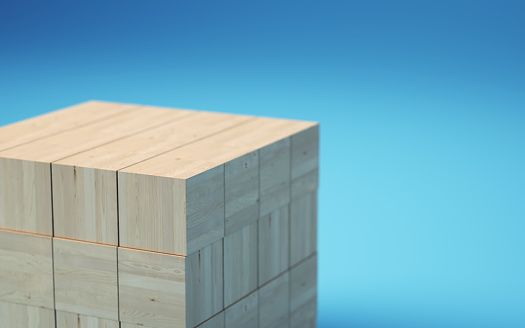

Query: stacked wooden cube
[0,101,318,328]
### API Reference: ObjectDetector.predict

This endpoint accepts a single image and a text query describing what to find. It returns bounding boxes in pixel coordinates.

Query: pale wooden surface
[224,151,259,235]
[56,311,120,328]
[118,248,186,328]
[225,291,259,328]
[195,312,225,328]
[53,166,118,245]
[290,191,318,267]
[0,300,55,328]
[0,101,132,151]
[259,138,291,217]
[259,272,289,328]
[259,206,289,286]
[186,239,223,328]
[0,230,54,309]
[290,255,317,328]
[224,221,258,307]
[0,159,53,235]
[53,238,118,320]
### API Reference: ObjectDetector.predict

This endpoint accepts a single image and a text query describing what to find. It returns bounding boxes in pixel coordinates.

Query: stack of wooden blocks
[0,101,319,328]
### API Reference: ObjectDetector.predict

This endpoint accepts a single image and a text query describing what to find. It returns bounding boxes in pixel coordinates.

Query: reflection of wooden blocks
[0,101,319,327]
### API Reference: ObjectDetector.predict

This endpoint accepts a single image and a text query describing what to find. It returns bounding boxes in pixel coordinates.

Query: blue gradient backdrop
[1,1,524,327]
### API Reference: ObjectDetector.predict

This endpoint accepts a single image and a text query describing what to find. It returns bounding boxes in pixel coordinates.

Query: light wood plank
[56,311,119,328]
[0,230,54,309]
[290,255,317,328]
[186,239,223,328]
[225,151,259,236]
[53,239,118,320]
[259,206,289,285]
[259,272,289,328]
[0,300,55,328]
[118,248,186,328]
[196,312,225,328]
[225,291,258,328]
[224,222,258,307]
[259,138,291,217]
[290,191,318,266]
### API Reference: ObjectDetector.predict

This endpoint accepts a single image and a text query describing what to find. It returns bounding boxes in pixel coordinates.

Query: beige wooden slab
[259,138,291,217]
[259,272,289,328]
[196,312,225,328]
[225,291,258,328]
[186,239,224,327]
[0,300,55,328]
[0,101,132,151]
[56,311,120,328]
[290,191,318,266]
[259,205,289,286]
[0,230,54,309]
[118,248,186,328]
[224,221,258,307]
[290,254,317,328]
[225,151,259,235]
[53,238,118,320]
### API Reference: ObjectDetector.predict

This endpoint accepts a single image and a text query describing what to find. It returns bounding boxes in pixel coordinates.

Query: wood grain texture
[259,272,289,328]
[53,239,118,320]
[195,312,225,328]
[56,311,120,328]
[290,191,318,267]
[0,101,132,151]
[259,138,291,217]
[224,222,258,307]
[0,300,55,328]
[259,206,289,286]
[118,173,186,255]
[0,230,54,308]
[186,240,223,327]
[186,165,225,255]
[225,151,259,236]
[225,291,258,328]
[53,166,118,245]
[118,248,186,328]
[290,255,317,328]
[0,159,52,235]
[291,125,319,182]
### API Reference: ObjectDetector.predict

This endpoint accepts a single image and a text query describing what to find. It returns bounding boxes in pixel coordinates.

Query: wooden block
[290,191,317,266]
[224,151,259,235]
[196,312,225,328]
[259,205,289,285]
[259,138,291,217]
[259,272,289,328]
[0,230,54,309]
[56,311,119,328]
[53,239,118,320]
[225,291,258,328]
[290,255,317,328]
[0,300,55,328]
[0,159,52,235]
[291,125,319,182]
[224,222,258,307]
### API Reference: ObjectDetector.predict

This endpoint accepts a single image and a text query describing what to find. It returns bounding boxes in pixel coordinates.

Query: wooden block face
[259,272,289,328]
[0,158,52,235]
[291,125,319,181]
[259,206,289,286]
[224,222,258,307]
[0,230,54,309]
[259,138,290,217]
[195,312,224,328]
[186,240,224,327]
[290,191,317,266]
[56,311,120,328]
[291,168,318,200]
[0,300,55,328]
[186,165,225,255]
[119,172,186,255]
[290,255,317,328]
[225,291,258,328]
[224,151,259,235]
[54,239,118,320]
[118,248,186,328]
[53,165,118,245]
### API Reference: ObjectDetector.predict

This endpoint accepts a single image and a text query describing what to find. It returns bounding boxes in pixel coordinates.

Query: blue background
[1,1,524,327]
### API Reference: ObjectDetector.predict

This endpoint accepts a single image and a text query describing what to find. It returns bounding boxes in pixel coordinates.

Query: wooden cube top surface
[0,101,317,179]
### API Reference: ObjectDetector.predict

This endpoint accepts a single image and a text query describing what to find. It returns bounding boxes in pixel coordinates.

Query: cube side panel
[0,300,55,328]
[290,191,318,267]
[225,290,258,328]
[290,255,317,328]
[195,312,225,328]
[259,205,289,286]
[56,311,120,328]
[259,272,290,328]
[291,125,319,181]
[259,139,291,217]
